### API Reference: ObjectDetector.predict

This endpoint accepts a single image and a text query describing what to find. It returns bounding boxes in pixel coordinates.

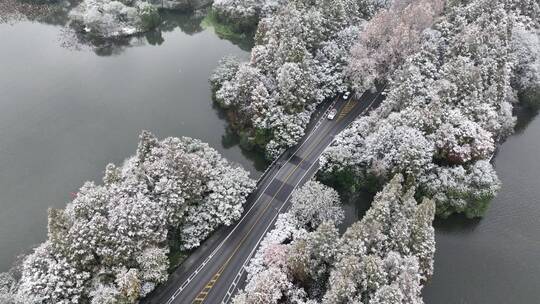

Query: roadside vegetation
[211,0,539,219]
[321,0,540,218]
[234,175,436,304]
[210,0,390,158]
[0,131,255,303]
[210,0,539,302]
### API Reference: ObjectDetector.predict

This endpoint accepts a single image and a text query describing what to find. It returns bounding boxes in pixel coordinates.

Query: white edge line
[221,138,325,304]
[220,89,384,303]
[166,98,340,302]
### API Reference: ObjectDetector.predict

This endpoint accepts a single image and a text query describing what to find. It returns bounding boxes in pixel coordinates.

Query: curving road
[143,89,384,304]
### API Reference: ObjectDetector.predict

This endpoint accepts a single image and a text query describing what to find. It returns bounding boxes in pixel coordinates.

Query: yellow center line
[338,98,354,120]
[191,99,356,303]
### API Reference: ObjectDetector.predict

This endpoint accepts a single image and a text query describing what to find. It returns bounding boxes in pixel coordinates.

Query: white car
[342,91,351,100]
[327,109,337,120]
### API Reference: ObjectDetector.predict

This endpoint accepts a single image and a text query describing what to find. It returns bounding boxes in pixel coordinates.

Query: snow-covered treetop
[211,0,390,157]
[323,0,539,218]
[10,131,255,303]
[70,0,160,38]
[234,175,436,304]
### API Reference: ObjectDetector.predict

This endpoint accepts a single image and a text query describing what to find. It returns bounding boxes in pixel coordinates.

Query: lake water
[423,110,540,303]
[1,9,539,304]
[343,111,540,304]
[0,11,264,273]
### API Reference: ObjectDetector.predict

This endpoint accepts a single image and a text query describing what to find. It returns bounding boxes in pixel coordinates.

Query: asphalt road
[143,89,385,304]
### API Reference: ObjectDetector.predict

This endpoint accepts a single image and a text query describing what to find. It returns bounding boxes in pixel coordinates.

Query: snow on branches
[11,131,255,303]
[347,0,446,91]
[211,0,390,158]
[234,175,436,304]
[0,272,22,304]
[323,0,540,218]
[323,175,435,304]
[70,0,160,38]
[289,180,344,229]
[512,24,540,109]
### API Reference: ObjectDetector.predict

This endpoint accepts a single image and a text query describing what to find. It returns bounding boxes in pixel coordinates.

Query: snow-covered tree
[0,272,21,304]
[277,62,317,112]
[432,110,495,164]
[180,159,255,248]
[136,247,169,284]
[235,175,435,304]
[361,124,435,178]
[17,242,91,304]
[511,25,540,109]
[210,56,241,93]
[323,175,435,304]
[13,131,255,303]
[289,180,344,229]
[347,0,446,91]
[409,197,436,279]
[70,0,160,38]
[419,160,500,218]
[115,267,141,302]
[211,0,391,157]
[288,222,340,284]
[233,266,293,304]
[89,283,121,304]
[322,0,537,217]
[233,179,343,303]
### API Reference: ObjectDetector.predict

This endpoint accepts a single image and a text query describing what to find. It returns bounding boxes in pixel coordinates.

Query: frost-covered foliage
[234,175,436,304]
[512,26,540,91]
[323,175,435,304]
[322,0,540,218]
[211,0,390,158]
[512,25,540,109]
[0,272,21,304]
[17,242,91,303]
[70,0,160,38]
[347,0,446,91]
[12,131,254,303]
[289,180,344,229]
[233,180,343,304]
[212,0,285,31]
[213,0,389,31]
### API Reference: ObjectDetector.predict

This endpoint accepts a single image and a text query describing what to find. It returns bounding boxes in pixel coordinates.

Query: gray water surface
[423,112,540,303]
[0,13,263,272]
[342,112,540,304]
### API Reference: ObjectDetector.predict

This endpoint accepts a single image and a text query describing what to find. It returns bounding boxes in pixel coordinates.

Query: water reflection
[58,8,254,55]
[160,9,206,35]
[338,190,374,233]
[2,0,254,55]
[433,215,481,235]
[513,105,539,134]
[220,127,269,172]
[0,6,257,271]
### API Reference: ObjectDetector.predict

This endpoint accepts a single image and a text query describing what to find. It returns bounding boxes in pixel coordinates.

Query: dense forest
[1,132,254,303]
[234,176,435,304]
[211,0,539,218]
[210,0,539,302]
